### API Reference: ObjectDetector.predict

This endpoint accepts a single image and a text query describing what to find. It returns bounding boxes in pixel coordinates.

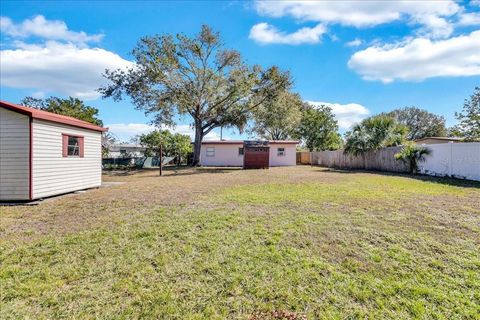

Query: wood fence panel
[311,147,410,173]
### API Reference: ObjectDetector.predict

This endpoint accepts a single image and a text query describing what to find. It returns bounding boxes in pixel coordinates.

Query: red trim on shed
[62,133,84,157]
[0,100,107,132]
[29,118,33,201]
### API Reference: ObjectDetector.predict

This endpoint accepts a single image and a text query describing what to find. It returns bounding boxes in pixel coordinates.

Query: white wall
[418,142,480,181]
[32,119,102,198]
[0,107,30,200]
[270,144,296,166]
[200,144,244,167]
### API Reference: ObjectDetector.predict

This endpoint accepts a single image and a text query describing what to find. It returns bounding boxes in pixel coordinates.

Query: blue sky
[1,0,479,141]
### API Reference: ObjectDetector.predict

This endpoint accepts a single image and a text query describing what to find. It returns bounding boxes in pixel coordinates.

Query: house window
[206,147,215,157]
[238,147,244,156]
[277,147,285,156]
[62,134,84,157]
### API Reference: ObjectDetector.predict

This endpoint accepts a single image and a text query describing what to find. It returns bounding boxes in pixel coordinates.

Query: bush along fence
[301,142,480,181]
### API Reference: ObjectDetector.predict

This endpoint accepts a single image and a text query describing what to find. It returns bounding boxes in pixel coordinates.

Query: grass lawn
[1,166,479,319]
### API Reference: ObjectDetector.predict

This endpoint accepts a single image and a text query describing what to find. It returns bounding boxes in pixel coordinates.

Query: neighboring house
[414,137,463,145]
[0,100,107,201]
[106,143,147,158]
[199,140,298,168]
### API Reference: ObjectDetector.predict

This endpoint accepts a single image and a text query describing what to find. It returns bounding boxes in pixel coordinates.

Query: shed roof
[0,100,107,132]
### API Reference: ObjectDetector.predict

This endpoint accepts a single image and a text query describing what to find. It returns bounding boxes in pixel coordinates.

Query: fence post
[449,141,453,177]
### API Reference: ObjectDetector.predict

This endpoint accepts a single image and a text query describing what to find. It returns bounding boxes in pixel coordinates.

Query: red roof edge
[0,100,108,132]
[201,140,299,145]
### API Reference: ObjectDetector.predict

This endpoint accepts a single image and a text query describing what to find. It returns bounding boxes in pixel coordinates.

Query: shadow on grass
[317,167,480,188]
[109,166,244,178]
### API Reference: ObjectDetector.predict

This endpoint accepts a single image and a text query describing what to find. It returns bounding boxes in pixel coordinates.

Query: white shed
[199,140,298,168]
[0,101,107,201]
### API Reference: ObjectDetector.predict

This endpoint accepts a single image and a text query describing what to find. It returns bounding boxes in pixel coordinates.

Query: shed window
[62,134,84,157]
[206,147,215,157]
[238,147,244,156]
[277,147,285,156]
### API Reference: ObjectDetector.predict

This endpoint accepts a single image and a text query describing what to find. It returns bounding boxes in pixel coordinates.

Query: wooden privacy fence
[296,151,311,165]
[310,146,410,173]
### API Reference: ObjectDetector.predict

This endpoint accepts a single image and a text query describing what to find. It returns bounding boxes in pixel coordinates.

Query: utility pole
[159,144,163,176]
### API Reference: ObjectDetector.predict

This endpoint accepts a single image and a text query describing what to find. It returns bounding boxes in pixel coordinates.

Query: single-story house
[0,100,107,201]
[414,137,463,144]
[199,140,298,168]
[106,143,147,158]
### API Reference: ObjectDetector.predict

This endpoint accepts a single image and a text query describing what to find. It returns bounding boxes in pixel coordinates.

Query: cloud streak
[249,22,326,45]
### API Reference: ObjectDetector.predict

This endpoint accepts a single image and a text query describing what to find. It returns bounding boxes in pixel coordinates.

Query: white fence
[418,142,480,181]
[310,142,480,182]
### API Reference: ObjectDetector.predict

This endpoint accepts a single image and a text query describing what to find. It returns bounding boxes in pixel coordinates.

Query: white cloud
[0,15,103,45]
[458,12,480,26]
[254,1,459,25]
[0,40,132,100]
[249,22,326,44]
[254,1,461,40]
[413,14,453,38]
[346,38,363,47]
[307,101,370,129]
[106,123,220,142]
[348,30,480,83]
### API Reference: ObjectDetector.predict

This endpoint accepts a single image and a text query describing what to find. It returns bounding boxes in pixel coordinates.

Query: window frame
[238,147,244,156]
[62,134,84,158]
[277,147,285,157]
[206,146,215,157]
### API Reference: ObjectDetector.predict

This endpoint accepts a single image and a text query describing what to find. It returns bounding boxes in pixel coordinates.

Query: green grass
[1,168,479,319]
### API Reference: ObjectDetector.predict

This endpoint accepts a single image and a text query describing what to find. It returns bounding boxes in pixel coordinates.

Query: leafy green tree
[384,106,446,140]
[20,96,103,126]
[99,25,290,166]
[451,87,480,141]
[101,132,118,158]
[249,91,302,140]
[344,115,407,156]
[136,130,192,163]
[296,104,342,151]
[395,143,432,174]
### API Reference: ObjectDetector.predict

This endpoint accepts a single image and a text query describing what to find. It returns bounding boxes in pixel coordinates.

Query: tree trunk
[192,122,203,166]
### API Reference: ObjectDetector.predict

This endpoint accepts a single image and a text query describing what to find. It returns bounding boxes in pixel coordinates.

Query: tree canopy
[384,106,446,140]
[135,130,192,162]
[344,115,407,156]
[451,87,480,141]
[20,96,103,126]
[296,104,342,151]
[99,25,290,165]
[249,91,302,140]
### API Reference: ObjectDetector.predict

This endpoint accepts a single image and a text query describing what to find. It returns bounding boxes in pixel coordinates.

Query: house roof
[414,137,462,142]
[0,100,107,132]
[200,140,299,145]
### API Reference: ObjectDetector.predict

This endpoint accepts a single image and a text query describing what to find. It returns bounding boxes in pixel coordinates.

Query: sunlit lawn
[1,167,479,319]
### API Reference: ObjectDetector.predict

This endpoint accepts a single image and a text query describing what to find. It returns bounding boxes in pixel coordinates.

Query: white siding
[270,144,296,166]
[0,107,30,200]
[200,144,244,167]
[32,119,102,198]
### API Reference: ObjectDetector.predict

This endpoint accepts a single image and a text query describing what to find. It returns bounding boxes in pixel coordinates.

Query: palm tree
[344,115,407,156]
[394,143,432,174]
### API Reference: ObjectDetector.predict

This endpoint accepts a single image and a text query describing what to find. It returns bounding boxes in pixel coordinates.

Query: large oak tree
[384,106,446,140]
[99,25,290,165]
